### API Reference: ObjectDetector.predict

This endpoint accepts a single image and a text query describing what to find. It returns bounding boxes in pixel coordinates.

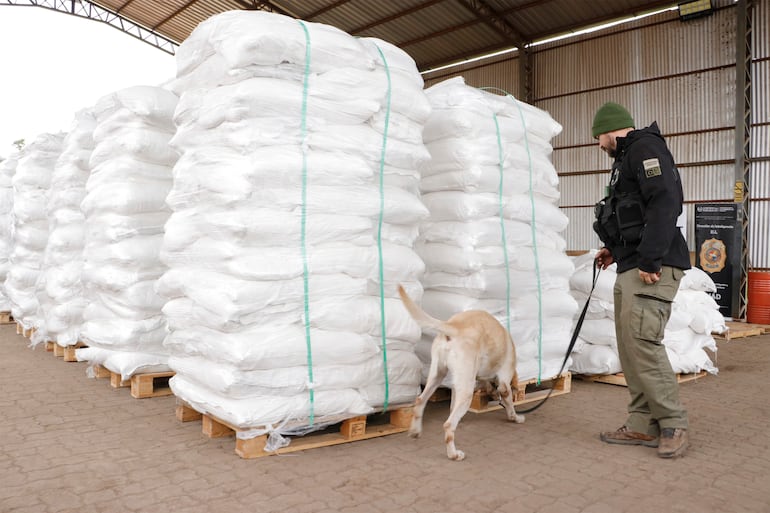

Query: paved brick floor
[1,322,769,513]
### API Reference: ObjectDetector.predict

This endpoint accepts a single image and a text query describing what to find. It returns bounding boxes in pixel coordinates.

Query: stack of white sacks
[569,250,723,376]
[0,155,18,313]
[35,109,97,347]
[158,10,430,443]
[4,133,65,334]
[415,77,578,383]
[76,86,179,379]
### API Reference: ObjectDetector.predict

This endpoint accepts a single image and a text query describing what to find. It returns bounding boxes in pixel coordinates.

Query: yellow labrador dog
[398,285,524,461]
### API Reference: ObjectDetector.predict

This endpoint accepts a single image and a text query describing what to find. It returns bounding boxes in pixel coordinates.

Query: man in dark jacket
[591,102,691,458]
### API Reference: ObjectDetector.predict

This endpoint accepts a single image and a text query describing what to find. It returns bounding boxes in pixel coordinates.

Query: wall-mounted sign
[694,203,741,319]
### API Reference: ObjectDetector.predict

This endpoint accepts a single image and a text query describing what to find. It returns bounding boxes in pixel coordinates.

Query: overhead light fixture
[678,0,714,20]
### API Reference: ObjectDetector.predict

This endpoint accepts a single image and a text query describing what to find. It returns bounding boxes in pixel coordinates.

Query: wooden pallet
[176,401,413,459]
[93,365,174,398]
[0,311,14,325]
[579,370,708,387]
[469,373,572,413]
[47,341,87,362]
[714,321,769,340]
[429,373,572,413]
[16,322,33,338]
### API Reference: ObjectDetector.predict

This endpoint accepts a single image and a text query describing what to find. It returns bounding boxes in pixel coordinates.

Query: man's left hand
[639,270,661,284]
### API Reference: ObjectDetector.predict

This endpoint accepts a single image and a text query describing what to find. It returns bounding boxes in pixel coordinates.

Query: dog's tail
[397,284,460,338]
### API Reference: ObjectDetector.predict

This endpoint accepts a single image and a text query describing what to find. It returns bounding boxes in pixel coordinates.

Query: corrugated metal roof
[88,0,684,71]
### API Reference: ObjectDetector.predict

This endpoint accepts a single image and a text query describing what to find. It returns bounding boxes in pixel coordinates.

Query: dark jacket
[596,122,691,274]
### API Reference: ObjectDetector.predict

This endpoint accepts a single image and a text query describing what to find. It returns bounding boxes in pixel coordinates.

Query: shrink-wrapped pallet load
[4,133,65,333]
[35,109,97,347]
[0,154,18,314]
[75,86,179,379]
[416,77,577,384]
[568,250,723,376]
[158,10,430,448]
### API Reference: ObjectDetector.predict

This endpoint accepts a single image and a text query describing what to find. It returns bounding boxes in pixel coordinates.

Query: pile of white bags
[416,77,577,383]
[159,10,430,441]
[0,155,18,313]
[569,250,723,376]
[4,133,65,331]
[35,109,96,347]
[76,86,178,379]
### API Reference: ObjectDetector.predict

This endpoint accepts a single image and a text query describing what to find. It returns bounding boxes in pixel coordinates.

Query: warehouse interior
[1,1,769,512]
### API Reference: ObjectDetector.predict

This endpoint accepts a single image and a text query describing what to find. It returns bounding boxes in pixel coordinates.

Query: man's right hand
[595,247,614,269]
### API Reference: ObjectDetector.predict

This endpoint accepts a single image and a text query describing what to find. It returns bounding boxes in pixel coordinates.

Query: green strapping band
[492,112,512,336]
[373,43,391,411]
[511,96,544,385]
[480,86,545,384]
[298,20,315,424]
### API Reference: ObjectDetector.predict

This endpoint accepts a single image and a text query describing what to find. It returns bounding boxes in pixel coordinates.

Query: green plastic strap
[480,86,544,384]
[511,96,544,384]
[373,43,391,411]
[491,113,512,336]
[298,20,315,425]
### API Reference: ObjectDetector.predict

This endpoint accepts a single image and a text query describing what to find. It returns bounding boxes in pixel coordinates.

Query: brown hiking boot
[599,425,658,447]
[658,428,688,458]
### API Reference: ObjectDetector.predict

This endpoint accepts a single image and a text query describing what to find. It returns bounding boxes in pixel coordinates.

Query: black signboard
[694,203,741,318]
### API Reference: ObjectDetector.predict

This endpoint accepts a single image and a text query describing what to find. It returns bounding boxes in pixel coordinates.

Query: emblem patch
[643,158,662,178]
[699,238,727,273]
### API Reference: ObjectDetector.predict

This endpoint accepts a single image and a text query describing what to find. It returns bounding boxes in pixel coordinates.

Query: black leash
[515,259,601,414]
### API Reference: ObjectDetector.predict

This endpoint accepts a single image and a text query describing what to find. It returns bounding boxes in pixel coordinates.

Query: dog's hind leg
[409,358,447,440]
[444,383,474,461]
[498,380,525,424]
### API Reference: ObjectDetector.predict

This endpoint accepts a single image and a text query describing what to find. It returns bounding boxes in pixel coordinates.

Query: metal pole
[733,0,752,320]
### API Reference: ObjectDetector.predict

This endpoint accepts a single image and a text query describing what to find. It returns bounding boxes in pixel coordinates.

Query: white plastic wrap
[163,11,430,439]
[4,133,65,330]
[0,155,18,312]
[78,86,178,375]
[35,109,96,346]
[416,77,575,383]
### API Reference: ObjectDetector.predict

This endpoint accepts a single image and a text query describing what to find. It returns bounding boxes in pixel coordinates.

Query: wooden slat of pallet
[53,344,65,358]
[45,341,55,352]
[580,370,708,387]
[62,342,87,362]
[0,311,14,324]
[16,322,22,335]
[130,371,175,399]
[176,402,413,459]
[467,373,572,414]
[713,321,768,340]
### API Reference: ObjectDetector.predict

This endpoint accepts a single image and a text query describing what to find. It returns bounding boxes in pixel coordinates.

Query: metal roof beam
[1,0,178,54]
[454,0,529,46]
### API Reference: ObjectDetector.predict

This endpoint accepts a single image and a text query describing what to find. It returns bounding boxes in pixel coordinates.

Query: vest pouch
[593,196,621,244]
[615,193,645,243]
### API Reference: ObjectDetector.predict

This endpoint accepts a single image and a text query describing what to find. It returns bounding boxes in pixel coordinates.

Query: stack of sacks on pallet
[415,76,577,383]
[158,10,430,446]
[0,155,18,313]
[569,250,723,376]
[35,109,97,347]
[4,133,65,335]
[75,86,179,379]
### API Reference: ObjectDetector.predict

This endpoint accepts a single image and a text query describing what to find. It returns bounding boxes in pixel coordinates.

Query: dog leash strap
[374,42,392,411]
[517,260,601,414]
[298,20,315,425]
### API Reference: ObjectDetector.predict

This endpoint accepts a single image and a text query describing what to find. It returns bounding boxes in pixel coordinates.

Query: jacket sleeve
[630,137,683,273]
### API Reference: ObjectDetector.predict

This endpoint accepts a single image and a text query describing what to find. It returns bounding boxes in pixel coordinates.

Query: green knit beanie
[592,102,635,138]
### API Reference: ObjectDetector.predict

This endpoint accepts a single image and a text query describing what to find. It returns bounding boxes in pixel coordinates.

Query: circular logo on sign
[699,238,727,273]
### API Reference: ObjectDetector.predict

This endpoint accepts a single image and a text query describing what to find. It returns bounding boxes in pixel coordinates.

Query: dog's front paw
[513,414,525,423]
[448,449,465,461]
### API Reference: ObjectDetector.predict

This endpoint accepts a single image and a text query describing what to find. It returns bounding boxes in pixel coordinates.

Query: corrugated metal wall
[423,0,769,269]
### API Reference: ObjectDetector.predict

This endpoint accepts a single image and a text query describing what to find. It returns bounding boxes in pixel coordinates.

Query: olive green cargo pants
[613,266,688,435]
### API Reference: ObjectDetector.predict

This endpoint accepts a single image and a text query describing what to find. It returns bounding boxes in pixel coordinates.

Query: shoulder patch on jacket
[643,158,662,178]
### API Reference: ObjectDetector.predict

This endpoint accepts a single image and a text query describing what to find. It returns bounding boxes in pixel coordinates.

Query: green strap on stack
[373,43,392,411]
[481,86,544,384]
[297,20,315,425]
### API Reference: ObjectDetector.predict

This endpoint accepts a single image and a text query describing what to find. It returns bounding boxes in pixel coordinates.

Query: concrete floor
[1,322,769,513]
